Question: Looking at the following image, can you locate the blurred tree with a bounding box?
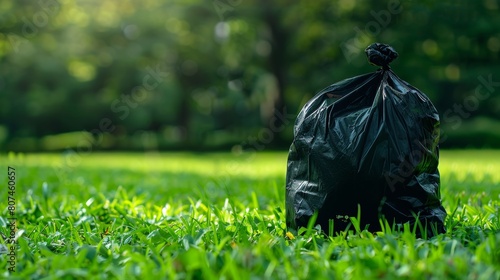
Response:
[0,0,499,151]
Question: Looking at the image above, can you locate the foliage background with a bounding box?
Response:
[1,0,499,151]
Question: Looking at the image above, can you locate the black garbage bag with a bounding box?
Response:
[285,43,446,237]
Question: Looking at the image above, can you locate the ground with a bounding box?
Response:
[0,150,499,279]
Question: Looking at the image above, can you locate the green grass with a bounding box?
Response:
[0,150,499,279]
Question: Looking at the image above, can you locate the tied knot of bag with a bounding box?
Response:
[365,43,398,70]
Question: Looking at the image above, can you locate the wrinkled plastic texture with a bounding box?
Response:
[286,43,446,237]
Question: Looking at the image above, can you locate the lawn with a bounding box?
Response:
[1,150,499,279]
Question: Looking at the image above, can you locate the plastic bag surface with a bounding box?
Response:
[285,43,446,236]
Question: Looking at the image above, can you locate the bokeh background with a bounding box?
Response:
[1,0,499,152]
